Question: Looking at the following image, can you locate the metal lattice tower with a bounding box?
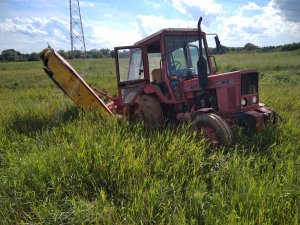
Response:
[69,0,86,52]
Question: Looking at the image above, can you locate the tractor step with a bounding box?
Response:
[39,47,114,115]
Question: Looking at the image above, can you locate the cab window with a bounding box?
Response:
[164,35,210,77]
[117,48,144,82]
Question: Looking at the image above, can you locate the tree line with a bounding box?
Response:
[214,42,300,54]
[1,42,300,62]
[0,48,114,62]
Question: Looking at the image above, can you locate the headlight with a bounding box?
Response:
[252,96,258,104]
[241,98,247,107]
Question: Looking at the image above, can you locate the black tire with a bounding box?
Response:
[189,113,232,146]
[133,95,163,129]
[212,114,232,144]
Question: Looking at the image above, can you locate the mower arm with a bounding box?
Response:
[39,47,114,116]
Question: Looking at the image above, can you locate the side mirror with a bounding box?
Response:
[214,35,221,53]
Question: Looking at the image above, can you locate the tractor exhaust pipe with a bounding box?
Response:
[197,17,208,89]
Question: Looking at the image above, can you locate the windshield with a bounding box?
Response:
[164,35,210,77]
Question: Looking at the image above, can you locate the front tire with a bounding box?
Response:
[189,113,232,146]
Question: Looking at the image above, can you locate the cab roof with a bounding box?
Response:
[134,28,199,46]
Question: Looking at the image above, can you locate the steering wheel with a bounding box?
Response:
[174,61,181,70]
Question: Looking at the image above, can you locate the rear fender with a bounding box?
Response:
[143,84,175,104]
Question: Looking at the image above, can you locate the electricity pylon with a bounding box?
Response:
[69,0,86,52]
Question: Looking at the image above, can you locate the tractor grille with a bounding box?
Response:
[227,87,236,109]
[241,72,258,95]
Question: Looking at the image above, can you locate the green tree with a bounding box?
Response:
[1,49,21,61]
[110,50,115,58]
[57,50,68,59]
[100,48,110,57]
[69,50,83,59]
[244,43,258,51]
[219,44,229,53]
[88,49,101,58]
[27,52,40,61]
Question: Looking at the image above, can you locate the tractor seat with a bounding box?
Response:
[151,68,168,93]
[151,69,163,84]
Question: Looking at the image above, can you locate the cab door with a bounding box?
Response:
[114,46,147,105]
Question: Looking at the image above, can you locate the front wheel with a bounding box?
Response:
[189,113,232,146]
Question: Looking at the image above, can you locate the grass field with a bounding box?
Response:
[0,51,299,224]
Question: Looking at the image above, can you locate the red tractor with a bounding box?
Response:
[40,17,279,146]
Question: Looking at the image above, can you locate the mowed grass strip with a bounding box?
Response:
[0,51,299,224]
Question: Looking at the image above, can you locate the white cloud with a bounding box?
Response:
[87,21,142,48]
[210,1,300,47]
[105,14,113,18]
[172,0,222,16]
[1,0,300,53]
[241,2,264,11]
[136,15,199,37]
[53,29,68,41]
[80,1,96,7]
[0,17,70,52]
[87,15,200,49]
[144,0,162,9]
[168,0,299,46]
[0,17,49,36]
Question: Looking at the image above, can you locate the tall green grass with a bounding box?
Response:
[0,51,299,224]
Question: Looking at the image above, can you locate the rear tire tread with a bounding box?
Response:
[133,95,163,129]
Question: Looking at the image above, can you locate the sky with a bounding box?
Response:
[0,0,299,53]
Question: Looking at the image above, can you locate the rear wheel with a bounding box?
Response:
[189,113,232,146]
[132,95,163,129]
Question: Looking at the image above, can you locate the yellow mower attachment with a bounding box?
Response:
[39,48,113,115]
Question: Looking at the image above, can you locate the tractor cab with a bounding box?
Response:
[114,28,219,105]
